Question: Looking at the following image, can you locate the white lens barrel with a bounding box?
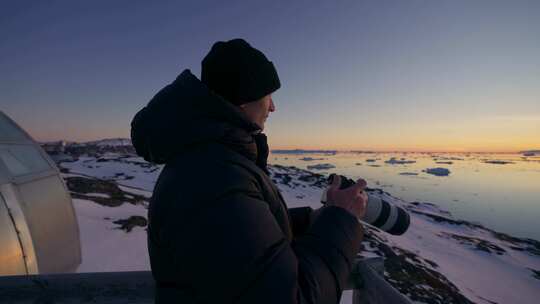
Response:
[363,195,382,224]
[320,189,410,235]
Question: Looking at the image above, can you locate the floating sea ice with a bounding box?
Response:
[522,150,539,156]
[306,163,336,170]
[484,160,514,165]
[385,157,416,164]
[299,157,324,161]
[435,156,464,161]
[399,172,419,176]
[423,167,451,176]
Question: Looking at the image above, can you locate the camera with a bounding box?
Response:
[321,174,410,235]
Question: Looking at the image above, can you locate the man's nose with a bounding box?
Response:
[269,99,275,112]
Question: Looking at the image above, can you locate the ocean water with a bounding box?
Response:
[270,152,540,241]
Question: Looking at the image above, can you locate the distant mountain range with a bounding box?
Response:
[77,138,132,147]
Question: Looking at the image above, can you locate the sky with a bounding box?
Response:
[1,0,539,152]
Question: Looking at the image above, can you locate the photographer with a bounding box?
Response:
[131,39,368,304]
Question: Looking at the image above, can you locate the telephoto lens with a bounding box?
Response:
[321,174,410,235]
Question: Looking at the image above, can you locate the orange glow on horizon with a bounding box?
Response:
[269,141,540,153]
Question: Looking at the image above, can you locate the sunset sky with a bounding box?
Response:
[1,1,539,152]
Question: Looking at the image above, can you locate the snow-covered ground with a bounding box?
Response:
[75,198,149,272]
[58,153,540,304]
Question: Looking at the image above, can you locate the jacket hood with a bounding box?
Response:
[131,69,261,164]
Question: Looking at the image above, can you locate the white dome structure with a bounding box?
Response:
[0,111,81,276]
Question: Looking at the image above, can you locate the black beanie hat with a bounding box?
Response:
[201,39,281,105]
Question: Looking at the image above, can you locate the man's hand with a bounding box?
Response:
[326,175,368,220]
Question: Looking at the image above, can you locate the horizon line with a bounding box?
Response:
[37,138,539,154]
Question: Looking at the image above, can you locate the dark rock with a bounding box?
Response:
[273,173,292,186]
[297,173,326,188]
[384,248,474,304]
[441,232,506,255]
[66,176,147,207]
[113,216,148,232]
[363,229,474,303]
[409,209,484,230]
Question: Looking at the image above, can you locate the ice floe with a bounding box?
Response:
[423,167,451,176]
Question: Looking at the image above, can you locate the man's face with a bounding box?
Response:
[239,94,275,130]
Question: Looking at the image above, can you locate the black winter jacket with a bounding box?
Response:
[131,70,363,304]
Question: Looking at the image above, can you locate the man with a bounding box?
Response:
[131,39,368,304]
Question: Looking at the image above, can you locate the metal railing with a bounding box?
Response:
[0,258,411,304]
